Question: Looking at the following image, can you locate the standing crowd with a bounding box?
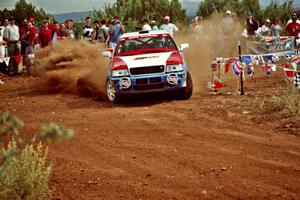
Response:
[0,11,299,76]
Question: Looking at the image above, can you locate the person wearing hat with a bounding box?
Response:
[39,20,52,48]
[150,20,159,31]
[109,16,125,49]
[160,16,178,37]
[246,12,258,36]
[3,17,20,75]
[221,10,234,36]
[259,18,271,36]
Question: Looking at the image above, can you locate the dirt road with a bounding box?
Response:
[0,70,300,200]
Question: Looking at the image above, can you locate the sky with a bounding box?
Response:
[0,0,298,14]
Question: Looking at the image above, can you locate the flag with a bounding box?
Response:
[247,63,254,76]
[213,79,224,89]
[232,61,243,76]
[283,67,295,83]
[225,58,234,73]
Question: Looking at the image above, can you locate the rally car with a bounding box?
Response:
[102,30,193,103]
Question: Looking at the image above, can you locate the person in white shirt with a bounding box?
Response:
[160,16,178,37]
[257,19,271,36]
[142,19,152,31]
[3,17,19,55]
[150,20,159,31]
[0,20,6,58]
[3,17,20,75]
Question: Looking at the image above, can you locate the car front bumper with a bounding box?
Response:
[110,70,187,94]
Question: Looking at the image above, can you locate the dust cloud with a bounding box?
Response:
[176,13,243,92]
[34,40,109,98]
[34,14,242,97]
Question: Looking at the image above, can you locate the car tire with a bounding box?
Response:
[176,71,193,100]
[105,78,120,103]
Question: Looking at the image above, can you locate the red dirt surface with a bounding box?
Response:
[0,69,300,200]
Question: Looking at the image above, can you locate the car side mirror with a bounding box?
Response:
[102,48,114,58]
[179,43,189,51]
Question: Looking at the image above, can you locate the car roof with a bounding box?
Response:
[120,30,170,39]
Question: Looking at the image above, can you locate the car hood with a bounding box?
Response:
[119,52,174,68]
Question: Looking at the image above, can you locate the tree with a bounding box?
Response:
[196,0,294,25]
[92,0,187,31]
[0,0,51,26]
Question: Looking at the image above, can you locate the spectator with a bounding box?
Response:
[91,20,100,43]
[160,16,178,37]
[39,20,52,48]
[286,12,300,37]
[246,12,259,36]
[45,15,54,34]
[142,19,151,31]
[0,20,6,58]
[257,18,271,36]
[70,19,79,40]
[3,17,20,75]
[26,21,40,54]
[100,19,110,44]
[221,11,234,36]
[63,19,75,39]
[83,16,93,41]
[3,19,9,28]
[28,17,39,33]
[109,16,125,49]
[19,19,28,56]
[150,20,158,31]
[271,17,282,37]
[0,20,6,74]
[3,17,19,57]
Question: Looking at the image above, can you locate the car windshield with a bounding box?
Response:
[115,35,177,56]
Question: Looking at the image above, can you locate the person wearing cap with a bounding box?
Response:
[256,18,271,36]
[39,20,52,48]
[3,17,19,56]
[286,12,300,37]
[142,19,151,31]
[150,20,158,31]
[246,12,259,36]
[221,10,234,36]
[109,16,125,49]
[160,16,178,37]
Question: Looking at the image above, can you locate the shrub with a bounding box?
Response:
[270,87,300,118]
[0,111,73,200]
[0,141,52,200]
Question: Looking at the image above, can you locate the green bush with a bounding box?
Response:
[0,111,73,200]
[0,141,52,200]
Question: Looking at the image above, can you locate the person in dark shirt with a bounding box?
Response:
[246,12,259,36]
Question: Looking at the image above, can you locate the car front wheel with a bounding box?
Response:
[106,78,119,103]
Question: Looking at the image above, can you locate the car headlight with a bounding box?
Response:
[166,64,183,73]
[112,69,129,77]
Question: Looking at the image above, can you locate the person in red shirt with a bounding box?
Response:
[39,20,52,48]
[26,21,40,54]
[286,12,300,37]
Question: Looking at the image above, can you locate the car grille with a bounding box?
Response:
[133,83,164,91]
[134,77,163,91]
[130,65,164,75]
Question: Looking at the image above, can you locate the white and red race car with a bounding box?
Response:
[102,30,193,103]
